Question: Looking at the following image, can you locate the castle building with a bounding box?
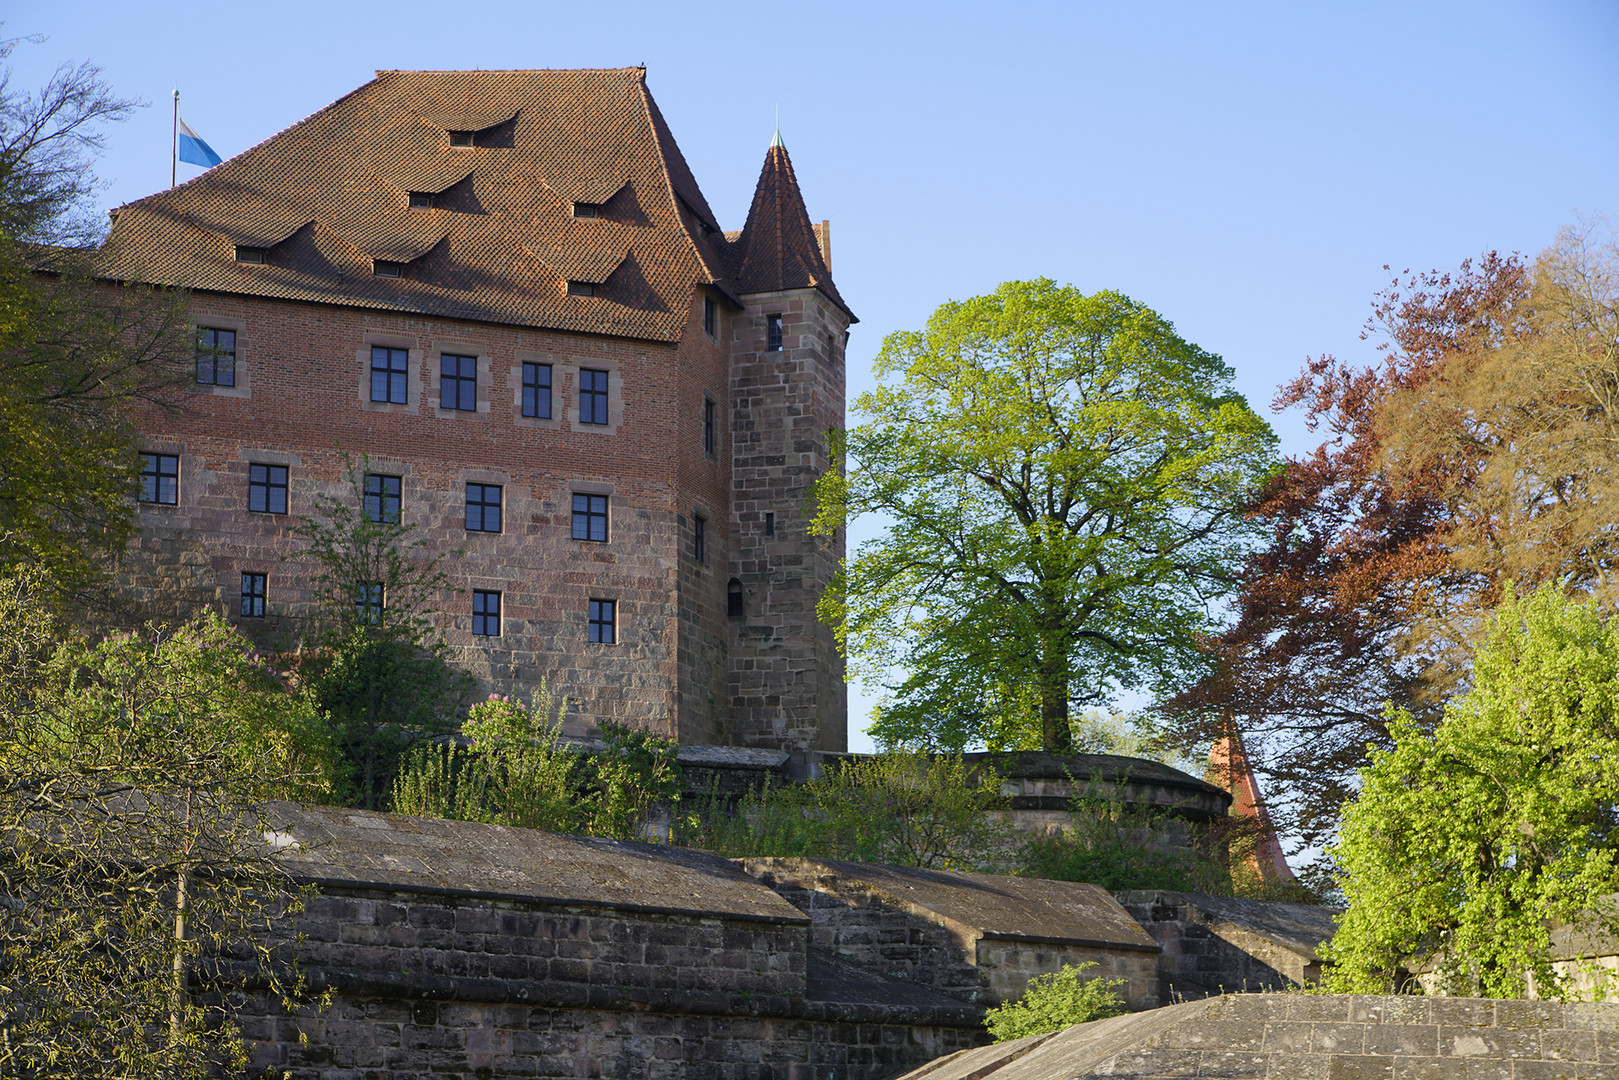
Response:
[100,68,853,752]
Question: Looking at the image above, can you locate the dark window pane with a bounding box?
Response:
[354,582,384,624]
[767,314,783,352]
[702,398,715,455]
[702,296,716,336]
[473,590,501,636]
[140,453,178,505]
[466,483,502,533]
[249,463,287,514]
[371,346,409,404]
[580,368,609,425]
[196,326,236,386]
[694,515,706,563]
[241,573,267,618]
[364,474,401,523]
[588,599,615,644]
[727,579,744,617]
[522,362,552,419]
[441,353,477,411]
[572,493,608,542]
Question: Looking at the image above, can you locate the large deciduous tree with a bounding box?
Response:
[0,569,335,1078]
[816,279,1277,753]
[0,40,191,596]
[1163,224,1619,853]
[1323,587,1619,999]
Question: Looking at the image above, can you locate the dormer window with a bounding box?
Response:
[572,202,601,219]
[408,191,434,209]
[448,131,474,147]
[374,260,405,279]
[235,246,268,264]
[566,280,596,297]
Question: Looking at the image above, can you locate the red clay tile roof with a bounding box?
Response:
[731,143,854,322]
[100,68,771,342]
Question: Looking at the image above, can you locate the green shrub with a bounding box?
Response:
[393,688,682,841]
[1020,789,1234,893]
[983,963,1127,1041]
[681,749,1011,868]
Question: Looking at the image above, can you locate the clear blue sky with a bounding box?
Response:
[9,1,1617,752]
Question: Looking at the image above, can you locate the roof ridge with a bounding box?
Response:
[373,67,647,75]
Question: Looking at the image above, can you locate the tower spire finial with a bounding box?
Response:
[771,103,784,149]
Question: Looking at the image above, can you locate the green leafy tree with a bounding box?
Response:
[0,42,191,596]
[982,963,1127,1041]
[288,453,471,809]
[0,569,332,1078]
[817,279,1276,752]
[1322,587,1619,998]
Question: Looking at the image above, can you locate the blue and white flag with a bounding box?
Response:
[177,117,222,168]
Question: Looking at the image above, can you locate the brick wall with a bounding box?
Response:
[124,288,752,744]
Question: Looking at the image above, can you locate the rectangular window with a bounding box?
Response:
[248,463,288,514]
[448,130,474,147]
[465,483,502,532]
[234,246,267,264]
[196,326,236,386]
[766,314,783,352]
[354,582,384,625]
[694,514,706,564]
[567,280,596,297]
[579,368,609,425]
[572,493,608,542]
[408,191,434,209]
[702,398,716,456]
[765,511,775,536]
[371,346,409,403]
[373,260,405,279]
[241,572,267,618]
[588,599,616,644]
[572,202,601,218]
[440,353,477,411]
[702,295,716,336]
[364,474,401,523]
[140,452,178,505]
[473,590,501,636]
[522,362,552,419]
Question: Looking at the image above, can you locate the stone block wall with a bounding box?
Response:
[727,286,848,752]
[242,995,982,1080]
[234,887,984,1079]
[282,889,806,1004]
[741,860,1162,1012]
[1115,890,1335,1003]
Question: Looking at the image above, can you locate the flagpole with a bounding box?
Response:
[171,89,178,189]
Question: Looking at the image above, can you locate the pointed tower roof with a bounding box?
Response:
[732,137,855,322]
[1206,726,1297,887]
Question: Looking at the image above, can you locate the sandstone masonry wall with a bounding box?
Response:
[727,288,848,752]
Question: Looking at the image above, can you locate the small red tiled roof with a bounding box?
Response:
[732,141,854,322]
[100,69,749,342]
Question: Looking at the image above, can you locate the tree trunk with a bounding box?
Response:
[1039,646,1071,753]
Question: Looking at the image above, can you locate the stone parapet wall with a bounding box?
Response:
[741,858,1163,1012]
[242,993,981,1080]
[286,889,807,1006]
[898,993,1619,1080]
[1114,890,1338,1003]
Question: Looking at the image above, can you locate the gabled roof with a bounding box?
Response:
[99,69,743,343]
[732,139,855,321]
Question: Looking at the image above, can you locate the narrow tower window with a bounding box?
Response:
[727,579,744,617]
[766,314,783,352]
